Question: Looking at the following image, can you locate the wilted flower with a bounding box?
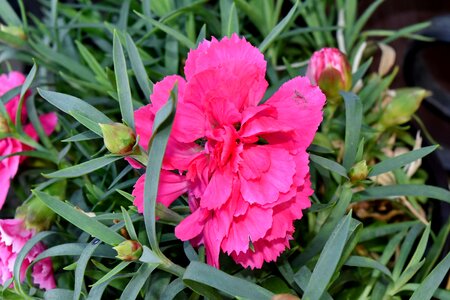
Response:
[378,88,429,130]
[131,34,325,269]
[0,218,55,290]
[306,47,352,100]
[0,71,58,209]
[99,122,136,154]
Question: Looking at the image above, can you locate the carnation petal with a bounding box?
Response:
[265,76,325,147]
[175,208,208,241]
[221,205,273,254]
[201,166,232,209]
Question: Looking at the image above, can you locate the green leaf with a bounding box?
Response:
[13,231,55,294]
[354,184,450,204]
[0,0,22,26]
[143,87,176,255]
[392,223,424,279]
[416,217,450,281]
[369,145,438,177]
[33,191,125,245]
[303,212,352,300]
[292,185,353,268]
[62,131,101,142]
[410,252,450,300]
[113,30,135,130]
[352,58,373,86]
[160,278,185,300]
[347,0,383,49]
[220,0,239,37]
[136,12,196,49]
[139,246,163,264]
[125,33,153,100]
[44,156,121,178]
[15,63,37,134]
[38,89,113,135]
[341,91,362,170]
[183,261,274,299]
[120,263,158,300]
[293,266,333,300]
[34,243,116,262]
[259,0,298,52]
[44,289,74,299]
[345,256,393,279]
[310,154,348,178]
[75,41,109,83]
[121,207,138,241]
[92,261,131,287]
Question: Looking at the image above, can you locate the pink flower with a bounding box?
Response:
[132,34,325,269]
[306,47,352,98]
[0,218,56,290]
[0,71,58,209]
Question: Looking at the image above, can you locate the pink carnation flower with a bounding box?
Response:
[0,218,55,290]
[132,34,325,269]
[0,71,58,209]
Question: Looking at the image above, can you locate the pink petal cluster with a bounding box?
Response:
[131,34,325,269]
[0,218,55,290]
[0,71,58,209]
[306,47,352,93]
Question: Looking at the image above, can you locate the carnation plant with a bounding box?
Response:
[0,1,449,299]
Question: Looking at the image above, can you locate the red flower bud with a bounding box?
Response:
[306,48,352,99]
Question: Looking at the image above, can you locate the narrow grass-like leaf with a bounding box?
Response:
[183,261,274,299]
[292,185,353,268]
[341,91,362,170]
[354,184,450,204]
[196,24,206,46]
[293,266,333,299]
[44,156,121,178]
[220,0,239,37]
[92,261,131,287]
[121,207,138,241]
[164,35,179,74]
[303,212,352,300]
[359,221,417,242]
[125,33,153,100]
[310,154,348,178]
[70,110,104,136]
[120,263,158,300]
[75,41,108,82]
[411,258,450,300]
[38,89,112,134]
[33,191,125,245]
[369,145,438,176]
[113,30,135,130]
[15,63,37,134]
[34,243,116,262]
[143,88,176,255]
[345,256,392,279]
[73,238,105,300]
[259,0,298,52]
[44,289,75,299]
[136,12,195,49]
[160,278,185,300]
[392,223,423,279]
[348,0,383,49]
[352,58,373,86]
[416,218,450,280]
[62,131,101,142]
[0,0,22,25]
[382,21,430,44]
[13,231,55,294]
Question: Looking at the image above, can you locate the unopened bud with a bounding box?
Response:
[99,123,136,154]
[113,240,143,261]
[0,24,26,40]
[306,48,352,101]
[349,160,369,182]
[378,88,429,129]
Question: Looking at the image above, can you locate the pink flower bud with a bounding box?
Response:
[306,48,352,99]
